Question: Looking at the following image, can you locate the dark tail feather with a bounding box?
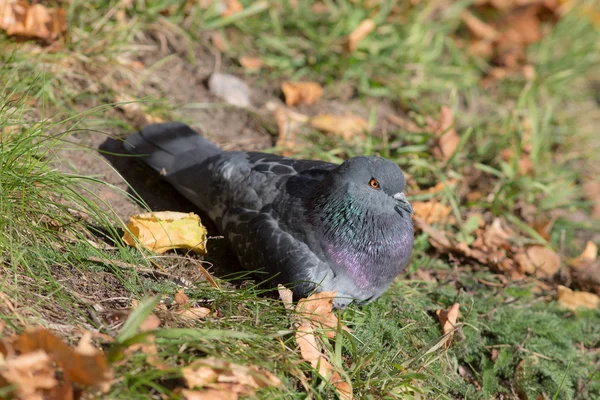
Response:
[124,122,222,175]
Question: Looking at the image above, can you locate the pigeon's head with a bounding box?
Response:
[329,156,413,215]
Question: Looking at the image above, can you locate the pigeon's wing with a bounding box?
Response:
[166,151,336,223]
[220,203,335,297]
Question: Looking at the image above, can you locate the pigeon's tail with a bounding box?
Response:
[124,122,222,175]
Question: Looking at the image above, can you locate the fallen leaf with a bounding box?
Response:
[569,241,598,269]
[310,114,368,141]
[116,96,164,129]
[411,179,459,196]
[221,0,243,16]
[239,56,263,71]
[211,32,229,52]
[582,180,600,219]
[294,292,353,399]
[0,350,58,399]
[273,106,309,153]
[515,245,561,278]
[500,148,533,175]
[11,328,112,388]
[139,313,161,332]
[277,284,294,310]
[141,335,170,370]
[461,10,499,41]
[182,357,281,398]
[0,0,67,43]
[182,388,237,400]
[346,19,375,52]
[123,211,208,254]
[176,307,212,320]
[432,106,460,161]
[411,201,452,224]
[436,303,460,349]
[175,289,189,305]
[281,81,323,106]
[556,285,600,310]
[296,291,340,339]
[207,72,251,108]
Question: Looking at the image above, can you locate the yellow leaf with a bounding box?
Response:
[557,285,600,311]
[281,81,323,106]
[123,211,208,254]
[569,241,598,269]
[310,114,368,141]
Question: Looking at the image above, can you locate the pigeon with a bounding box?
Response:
[124,122,414,307]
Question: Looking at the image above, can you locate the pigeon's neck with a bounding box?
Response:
[308,185,413,288]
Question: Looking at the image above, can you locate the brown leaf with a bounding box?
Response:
[296,322,332,377]
[141,335,170,370]
[557,285,600,311]
[272,105,309,153]
[281,81,323,106]
[175,289,189,305]
[210,32,229,52]
[182,357,281,398]
[310,114,368,141]
[411,179,458,196]
[0,350,58,399]
[515,245,561,278]
[239,56,263,71]
[295,291,340,338]
[176,307,211,320]
[569,241,598,269]
[221,0,243,16]
[461,10,499,41]
[582,180,600,219]
[411,201,452,224]
[0,1,67,43]
[122,211,208,254]
[436,303,460,349]
[432,106,460,161]
[12,328,112,388]
[182,388,237,400]
[347,19,375,52]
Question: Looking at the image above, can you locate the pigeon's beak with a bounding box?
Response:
[393,192,413,215]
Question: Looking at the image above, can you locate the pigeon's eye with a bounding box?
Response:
[369,178,380,189]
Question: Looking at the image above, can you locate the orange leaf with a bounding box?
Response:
[221,0,243,16]
[0,1,67,43]
[411,201,452,224]
[569,241,597,270]
[516,245,561,278]
[175,289,189,305]
[239,56,263,71]
[347,19,375,52]
[281,81,323,106]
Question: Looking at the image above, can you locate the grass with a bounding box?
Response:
[1,0,600,399]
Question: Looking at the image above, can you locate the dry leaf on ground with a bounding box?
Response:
[310,114,368,141]
[582,180,600,219]
[294,292,353,399]
[207,72,251,108]
[567,242,600,295]
[431,106,460,161]
[123,211,208,254]
[0,0,67,43]
[557,285,600,311]
[346,19,375,52]
[515,245,561,278]
[569,241,598,269]
[175,289,189,305]
[221,0,243,16]
[0,328,113,398]
[436,303,461,349]
[411,201,453,224]
[281,81,323,106]
[116,96,164,129]
[270,104,309,154]
[181,357,281,399]
[239,56,263,71]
